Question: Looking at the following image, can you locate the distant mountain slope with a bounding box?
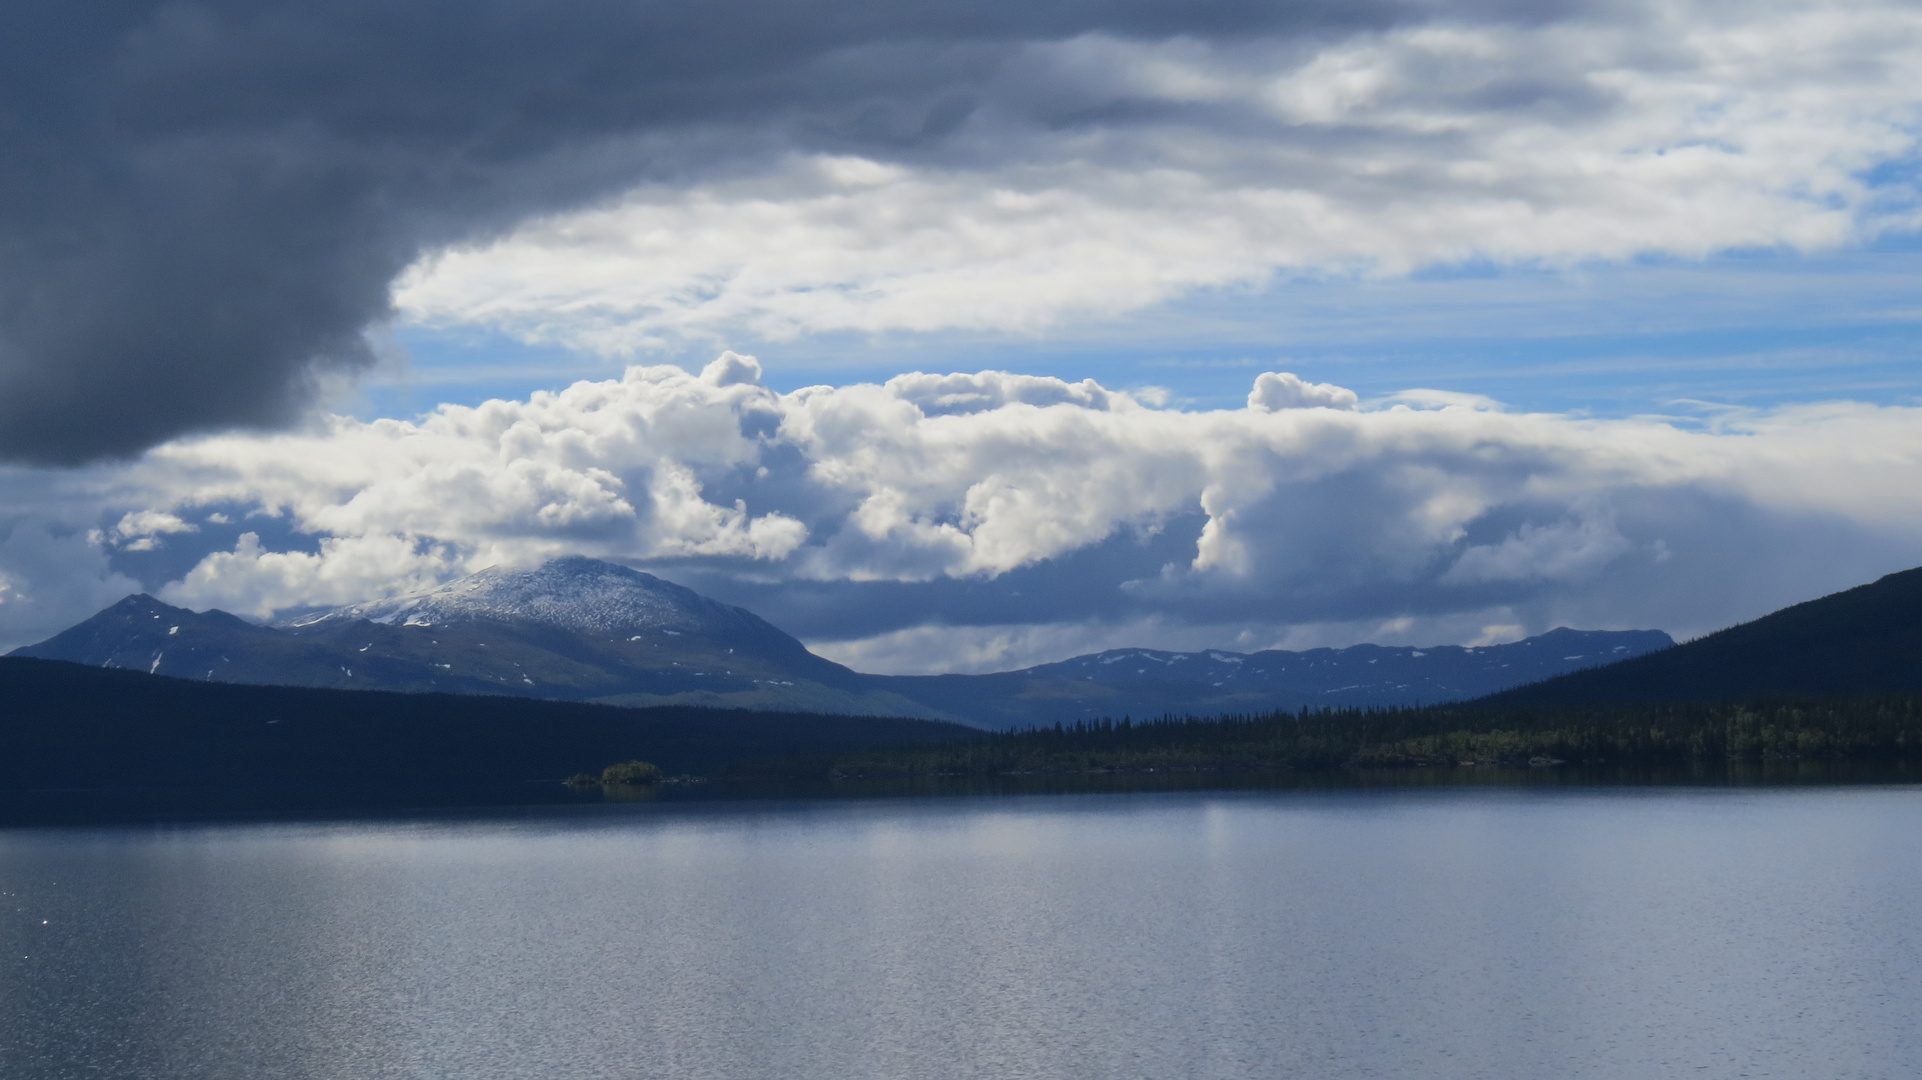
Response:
[1487,566,1922,705]
[12,556,1674,727]
[297,556,811,654]
[874,627,1673,727]
[12,558,941,719]
[0,655,971,819]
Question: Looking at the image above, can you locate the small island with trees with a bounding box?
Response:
[567,760,664,787]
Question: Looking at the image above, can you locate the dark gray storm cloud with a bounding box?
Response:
[0,0,1596,464]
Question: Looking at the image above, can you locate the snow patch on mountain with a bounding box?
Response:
[287,556,738,636]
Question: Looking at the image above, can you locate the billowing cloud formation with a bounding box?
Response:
[1249,372,1358,412]
[6,0,1920,462]
[6,355,1916,669]
[398,1,1922,348]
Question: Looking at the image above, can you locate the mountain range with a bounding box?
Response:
[7,558,1921,822]
[17,558,929,717]
[11,556,1672,727]
[870,627,1671,728]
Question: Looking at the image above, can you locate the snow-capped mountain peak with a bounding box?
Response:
[288,556,749,637]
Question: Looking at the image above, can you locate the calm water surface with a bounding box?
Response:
[3,786,1920,1080]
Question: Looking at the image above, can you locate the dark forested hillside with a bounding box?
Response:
[1486,566,1922,705]
[737,697,1922,780]
[0,656,970,816]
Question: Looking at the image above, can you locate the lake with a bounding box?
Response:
[4,785,1920,1079]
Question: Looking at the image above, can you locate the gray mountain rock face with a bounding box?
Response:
[13,557,1675,728]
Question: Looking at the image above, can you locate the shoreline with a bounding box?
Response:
[6,758,1920,829]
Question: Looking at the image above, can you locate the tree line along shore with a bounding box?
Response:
[724,696,1922,780]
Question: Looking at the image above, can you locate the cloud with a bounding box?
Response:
[0,520,141,646]
[809,617,1217,676]
[807,607,1617,674]
[0,357,1905,665]
[1248,372,1359,412]
[0,0,1492,465]
[103,509,200,552]
[162,531,459,620]
[1440,509,1633,584]
[397,3,1922,349]
[5,0,1920,463]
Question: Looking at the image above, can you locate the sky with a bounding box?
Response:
[2,0,1921,672]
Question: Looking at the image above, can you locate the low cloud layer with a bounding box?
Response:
[4,356,1917,669]
[4,0,1920,461]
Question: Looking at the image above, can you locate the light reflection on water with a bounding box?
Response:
[3,786,1920,1080]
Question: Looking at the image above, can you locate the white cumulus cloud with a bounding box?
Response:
[0,357,1892,668]
[1248,372,1360,412]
